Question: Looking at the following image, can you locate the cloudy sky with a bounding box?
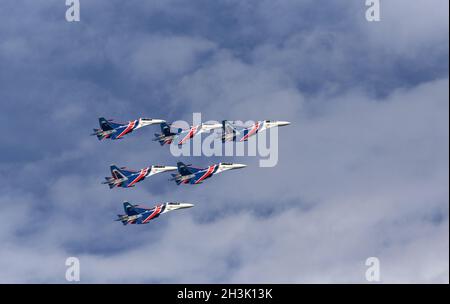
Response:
[0,0,448,283]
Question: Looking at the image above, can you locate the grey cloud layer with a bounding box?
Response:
[0,0,448,283]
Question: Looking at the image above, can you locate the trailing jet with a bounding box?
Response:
[92,117,165,140]
[170,161,246,185]
[221,120,290,142]
[103,164,177,189]
[116,201,194,225]
[153,122,222,146]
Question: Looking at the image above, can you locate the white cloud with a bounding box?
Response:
[106,35,216,83]
[0,0,448,284]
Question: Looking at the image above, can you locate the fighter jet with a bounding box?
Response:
[116,201,194,225]
[221,120,290,142]
[170,161,247,185]
[103,164,177,189]
[92,117,165,140]
[153,122,222,146]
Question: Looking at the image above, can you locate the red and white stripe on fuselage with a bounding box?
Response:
[116,120,137,139]
[240,121,260,142]
[178,126,198,145]
[142,204,163,223]
[194,165,216,184]
[127,167,149,187]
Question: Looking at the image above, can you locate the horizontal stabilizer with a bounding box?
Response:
[153,133,167,146]
[91,128,107,140]
[170,173,183,185]
[116,215,129,225]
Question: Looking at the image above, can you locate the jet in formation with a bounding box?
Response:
[92,117,165,140]
[221,120,290,142]
[153,122,222,146]
[116,201,194,225]
[170,161,246,185]
[103,164,177,189]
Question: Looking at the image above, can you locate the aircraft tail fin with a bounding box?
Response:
[110,165,129,179]
[160,122,173,136]
[123,201,140,216]
[177,161,195,176]
[102,165,129,188]
[221,120,236,142]
[123,202,134,214]
[99,117,114,131]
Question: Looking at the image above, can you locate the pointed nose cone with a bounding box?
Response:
[276,121,291,127]
[231,163,247,170]
[169,203,194,210]
[180,203,194,209]
[164,202,194,212]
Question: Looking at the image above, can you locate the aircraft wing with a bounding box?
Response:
[160,122,175,136]
[225,121,261,142]
[173,128,195,145]
[109,125,130,140]
[188,170,214,184]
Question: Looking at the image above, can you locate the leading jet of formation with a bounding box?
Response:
[103,164,177,189]
[92,117,165,140]
[221,120,290,142]
[170,161,246,185]
[116,201,194,225]
[153,122,222,146]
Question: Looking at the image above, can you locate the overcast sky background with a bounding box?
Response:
[0,0,448,283]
